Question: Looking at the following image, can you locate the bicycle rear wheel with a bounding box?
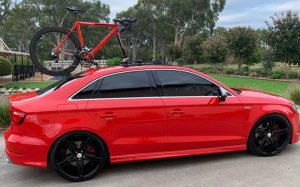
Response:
[29,27,81,76]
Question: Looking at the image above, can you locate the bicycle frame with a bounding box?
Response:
[55,19,127,59]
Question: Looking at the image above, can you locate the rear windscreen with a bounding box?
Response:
[37,73,85,95]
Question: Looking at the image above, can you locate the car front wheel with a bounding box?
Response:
[248,114,292,156]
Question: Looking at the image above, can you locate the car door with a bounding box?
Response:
[85,70,168,157]
[153,70,245,151]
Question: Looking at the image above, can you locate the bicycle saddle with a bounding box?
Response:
[66,6,85,14]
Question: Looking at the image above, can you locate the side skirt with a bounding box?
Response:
[110,145,247,164]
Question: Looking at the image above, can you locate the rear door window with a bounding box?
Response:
[94,71,154,98]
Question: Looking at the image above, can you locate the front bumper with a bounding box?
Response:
[4,127,48,168]
[290,113,300,144]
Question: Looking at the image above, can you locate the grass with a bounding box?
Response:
[211,74,291,98]
[2,81,55,89]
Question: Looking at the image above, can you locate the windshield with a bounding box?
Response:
[37,72,86,95]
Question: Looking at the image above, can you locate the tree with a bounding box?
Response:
[117,0,226,63]
[184,34,207,64]
[1,2,37,52]
[0,0,11,25]
[163,0,226,47]
[202,35,227,66]
[265,11,300,72]
[226,27,258,73]
[0,0,111,55]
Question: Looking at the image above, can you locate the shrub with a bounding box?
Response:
[289,86,300,104]
[0,57,13,76]
[249,72,258,77]
[0,104,10,129]
[254,68,267,77]
[224,68,236,75]
[260,61,278,75]
[288,71,299,79]
[106,57,121,66]
[195,66,213,73]
[241,66,250,76]
[270,70,285,79]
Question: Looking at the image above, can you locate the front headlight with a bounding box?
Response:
[292,103,300,113]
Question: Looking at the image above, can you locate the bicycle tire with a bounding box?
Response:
[29,27,81,76]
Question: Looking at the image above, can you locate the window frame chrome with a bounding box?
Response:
[68,69,235,101]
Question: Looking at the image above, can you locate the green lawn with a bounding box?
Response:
[1,81,55,89]
[211,74,293,98]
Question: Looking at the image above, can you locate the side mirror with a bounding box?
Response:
[218,87,227,102]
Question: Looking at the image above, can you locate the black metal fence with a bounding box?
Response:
[11,54,35,81]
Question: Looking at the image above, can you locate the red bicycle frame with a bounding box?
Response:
[55,19,127,59]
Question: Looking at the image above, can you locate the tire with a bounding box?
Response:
[50,131,108,181]
[29,27,81,76]
[248,114,292,156]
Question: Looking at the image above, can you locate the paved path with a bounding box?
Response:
[1,132,300,187]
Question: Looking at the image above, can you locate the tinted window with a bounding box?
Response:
[95,71,153,98]
[72,80,98,99]
[156,70,219,96]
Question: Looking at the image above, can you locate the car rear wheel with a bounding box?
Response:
[50,131,108,181]
[248,114,291,156]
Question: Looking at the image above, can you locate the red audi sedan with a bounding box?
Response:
[4,65,300,181]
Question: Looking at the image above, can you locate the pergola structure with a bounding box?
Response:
[0,38,34,81]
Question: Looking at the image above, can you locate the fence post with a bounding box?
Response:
[27,55,30,78]
[21,55,25,80]
[14,54,18,82]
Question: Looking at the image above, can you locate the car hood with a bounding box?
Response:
[234,88,292,105]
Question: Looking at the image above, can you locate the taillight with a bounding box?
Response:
[11,111,26,125]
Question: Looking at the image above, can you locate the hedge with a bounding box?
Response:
[0,57,13,76]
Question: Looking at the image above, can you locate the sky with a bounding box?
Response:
[101,0,300,29]
[217,0,300,28]
[101,0,137,19]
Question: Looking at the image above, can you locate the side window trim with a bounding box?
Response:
[69,69,234,101]
[153,69,233,97]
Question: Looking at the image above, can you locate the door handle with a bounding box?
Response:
[170,109,184,116]
[100,112,118,120]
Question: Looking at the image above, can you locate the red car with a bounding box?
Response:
[4,65,300,181]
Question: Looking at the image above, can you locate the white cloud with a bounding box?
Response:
[218,13,249,23]
[252,0,300,13]
[217,0,300,28]
[101,0,137,18]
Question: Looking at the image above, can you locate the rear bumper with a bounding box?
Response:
[4,127,48,168]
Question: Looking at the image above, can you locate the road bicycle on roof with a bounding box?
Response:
[29,6,136,76]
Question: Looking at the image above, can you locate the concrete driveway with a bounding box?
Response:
[1,131,300,187]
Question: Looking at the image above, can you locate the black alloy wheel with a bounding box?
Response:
[248,114,291,156]
[50,131,108,181]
